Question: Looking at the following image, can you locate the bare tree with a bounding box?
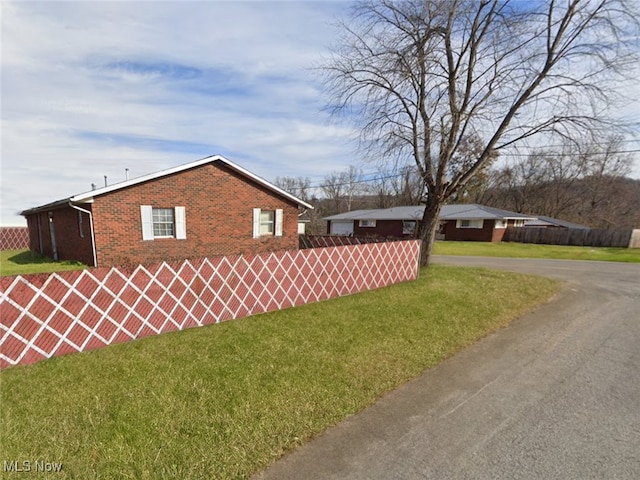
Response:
[483,135,635,226]
[343,165,364,212]
[389,166,425,205]
[322,0,638,266]
[447,134,498,204]
[366,173,396,208]
[320,171,347,214]
[320,166,365,214]
[273,176,312,203]
[486,153,549,213]
[573,136,633,226]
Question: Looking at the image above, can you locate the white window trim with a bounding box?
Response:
[252,208,261,238]
[253,208,284,238]
[141,205,154,240]
[152,208,175,238]
[175,206,187,239]
[261,210,275,235]
[402,220,416,235]
[275,209,283,237]
[495,219,507,229]
[456,219,484,229]
[140,205,186,240]
[359,219,377,228]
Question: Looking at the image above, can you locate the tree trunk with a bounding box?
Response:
[419,201,443,267]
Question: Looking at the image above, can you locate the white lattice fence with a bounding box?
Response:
[0,227,30,250]
[0,241,420,368]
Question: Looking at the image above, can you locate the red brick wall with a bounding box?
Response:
[353,219,416,237]
[26,213,46,254]
[90,163,300,266]
[491,220,512,242]
[443,219,497,242]
[25,208,95,265]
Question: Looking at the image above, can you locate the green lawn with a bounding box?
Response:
[433,241,640,263]
[0,249,87,276]
[0,265,558,479]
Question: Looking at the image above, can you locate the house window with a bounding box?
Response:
[495,219,507,229]
[514,219,525,227]
[456,219,483,229]
[253,208,283,238]
[402,220,417,235]
[153,208,175,237]
[260,210,275,235]
[358,219,377,227]
[140,205,186,240]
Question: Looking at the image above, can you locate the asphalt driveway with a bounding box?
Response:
[254,256,640,480]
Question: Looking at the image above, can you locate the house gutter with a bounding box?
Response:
[68,202,98,268]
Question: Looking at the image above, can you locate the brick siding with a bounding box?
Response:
[443,219,498,242]
[25,208,95,265]
[24,163,300,267]
[354,219,411,237]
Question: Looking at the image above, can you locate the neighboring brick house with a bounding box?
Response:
[324,207,423,237]
[21,155,313,267]
[323,204,538,242]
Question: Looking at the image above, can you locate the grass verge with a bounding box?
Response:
[433,241,640,263]
[0,249,87,277]
[1,265,559,479]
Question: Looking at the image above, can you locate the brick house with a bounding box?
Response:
[324,204,538,242]
[21,155,313,267]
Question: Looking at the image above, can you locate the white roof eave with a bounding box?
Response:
[70,154,313,209]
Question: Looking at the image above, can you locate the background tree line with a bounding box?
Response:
[318,0,639,266]
[275,134,640,234]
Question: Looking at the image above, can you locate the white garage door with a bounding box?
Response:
[330,221,354,236]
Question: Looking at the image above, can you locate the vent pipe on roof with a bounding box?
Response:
[91,183,96,191]
[104,176,108,187]
[125,168,129,181]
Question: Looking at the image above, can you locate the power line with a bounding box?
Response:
[282,147,640,192]
[505,148,640,157]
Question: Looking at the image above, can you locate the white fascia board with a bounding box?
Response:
[70,154,313,209]
[70,156,217,202]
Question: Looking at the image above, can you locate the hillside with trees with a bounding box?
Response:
[478,176,640,229]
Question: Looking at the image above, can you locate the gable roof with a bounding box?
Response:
[323,204,537,222]
[22,154,314,215]
[439,204,537,221]
[324,206,424,222]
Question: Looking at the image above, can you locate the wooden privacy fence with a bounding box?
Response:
[0,227,29,250]
[503,227,634,248]
[0,241,421,369]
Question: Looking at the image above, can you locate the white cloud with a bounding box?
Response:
[2,1,638,226]
[1,0,357,225]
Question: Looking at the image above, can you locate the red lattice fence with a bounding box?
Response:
[0,227,30,250]
[0,241,421,368]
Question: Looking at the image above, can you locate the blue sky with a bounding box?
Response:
[1,1,639,226]
[1,0,357,225]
